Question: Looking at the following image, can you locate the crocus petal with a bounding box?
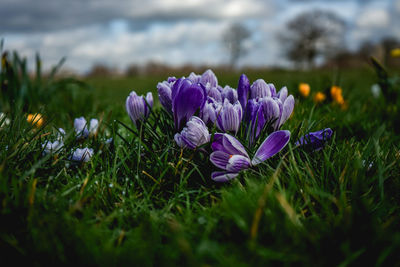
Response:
[226,155,251,172]
[221,86,238,104]
[172,79,206,130]
[268,83,277,97]
[211,171,239,182]
[277,86,288,102]
[222,134,249,158]
[175,116,210,149]
[238,74,250,110]
[261,97,280,125]
[146,92,154,108]
[157,81,173,112]
[279,95,294,128]
[252,130,290,165]
[200,69,218,89]
[210,151,231,169]
[208,87,222,102]
[250,79,271,99]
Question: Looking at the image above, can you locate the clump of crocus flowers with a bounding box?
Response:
[126,69,296,182]
[125,70,333,182]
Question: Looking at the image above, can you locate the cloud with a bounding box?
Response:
[356,8,390,28]
[0,0,274,33]
[1,0,397,73]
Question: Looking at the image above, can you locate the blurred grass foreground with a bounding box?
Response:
[1,41,400,266]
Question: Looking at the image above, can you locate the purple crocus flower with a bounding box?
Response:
[172,78,207,130]
[157,79,175,113]
[210,130,290,182]
[200,69,218,90]
[207,87,222,102]
[250,79,274,99]
[238,74,250,110]
[216,99,243,134]
[74,117,89,138]
[74,117,98,138]
[126,91,153,126]
[295,128,333,151]
[174,116,210,149]
[200,97,222,125]
[70,147,94,162]
[221,86,238,104]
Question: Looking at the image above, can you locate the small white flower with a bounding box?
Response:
[70,147,94,162]
[42,140,63,155]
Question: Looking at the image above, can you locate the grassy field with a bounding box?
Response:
[1,50,400,266]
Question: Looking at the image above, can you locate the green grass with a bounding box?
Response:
[1,49,400,265]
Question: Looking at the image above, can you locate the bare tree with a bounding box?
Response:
[279,10,346,69]
[223,23,251,68]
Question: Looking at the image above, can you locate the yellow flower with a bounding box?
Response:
[391,48,400,58]
[298,83,310,97]
[313,92,326,103]
[330,86,344,104]
[27,113,44,127]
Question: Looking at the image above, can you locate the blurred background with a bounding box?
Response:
[1,0,399,76]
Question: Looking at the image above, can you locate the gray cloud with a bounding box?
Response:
[0,0,275,33]
[1,0,398,73]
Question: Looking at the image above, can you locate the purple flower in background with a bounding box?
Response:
[157,79,175,112]
[188,72,201,84]
[296,128,333,151]
[70,147,94,162]
[200,97,222,125]
[250,79,274,99]
[174,116,210,149]
[172,78,207,130]
[216,99,243,134]
[210,131,290,182]
[74,117,89,138]
[221,86,238,104]
[42,140,63,155]
[126,91,153,126]
[200,69,218,90]
[238,74,250,110]
[207,87,222,102]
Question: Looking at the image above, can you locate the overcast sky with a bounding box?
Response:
[1,0,399,73]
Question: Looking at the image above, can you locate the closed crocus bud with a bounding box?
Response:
[42,140,63,155]
[200,69,218,90]
[208,87,222,102]
[295,128,333,151]
[146,92,153,108]
[157,80,173,112]
[174,116,210,149]
[89,119,99,135]
[188,72,201,84]
[172,78,207,130]
[200,97,221,125]
[70,147,94,162]
[221,86,238,104]
[74,117,89,138]
[126,91,153,126]
[238,74,250,110]
[250,79,271,99]
[216,99,242,134]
